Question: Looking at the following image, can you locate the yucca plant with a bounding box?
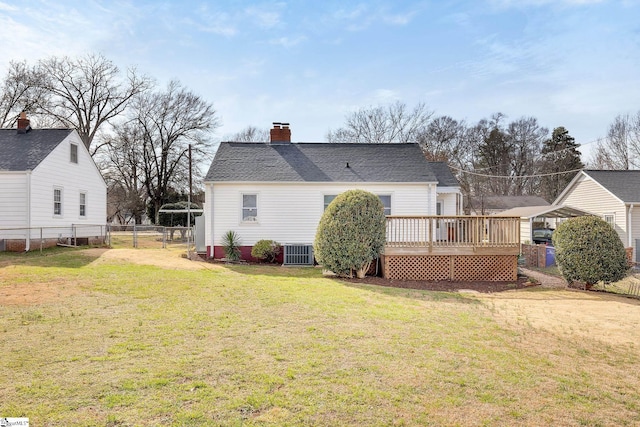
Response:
[222,230,242,261]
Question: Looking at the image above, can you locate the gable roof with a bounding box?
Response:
[0,129,74,171]
[580,170,640,204]
[205,142,457,184]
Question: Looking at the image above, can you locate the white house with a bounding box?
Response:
[554,169,640,262]
[203,123,461,261]
[0,114,107,251]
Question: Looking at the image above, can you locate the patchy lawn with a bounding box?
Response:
[1,248,640,426]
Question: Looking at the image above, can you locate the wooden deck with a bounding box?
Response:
[383,216,520,281]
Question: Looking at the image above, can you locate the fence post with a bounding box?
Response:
[162,227,166,249]
[133,225,137,248]
[40,227,43,253]
[73,225,77,246]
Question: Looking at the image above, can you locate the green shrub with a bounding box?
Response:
[314,189,386,278]
[552,215,628,286]
[222,230,242,261]
[251,239,281,263]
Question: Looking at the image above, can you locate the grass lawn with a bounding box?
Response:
[1,248,640,426]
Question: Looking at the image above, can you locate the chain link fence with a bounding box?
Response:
[106,225,194,251]
[0,224,107,252]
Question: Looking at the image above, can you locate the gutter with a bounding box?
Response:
[629,204,634,249]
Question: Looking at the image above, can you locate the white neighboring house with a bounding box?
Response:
[0,115,107,251]
[203,123,461,260]
[554,169,640,262]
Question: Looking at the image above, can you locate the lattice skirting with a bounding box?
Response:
[382,254,517,282]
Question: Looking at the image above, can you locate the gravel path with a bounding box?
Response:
[519,267,567,289]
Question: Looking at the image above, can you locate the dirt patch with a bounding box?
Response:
[480,289,640,346]
[82,248,221,271]
[0,277,81,306]
[341,274,534,293]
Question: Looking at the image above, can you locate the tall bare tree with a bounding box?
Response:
[134,80,219,223]
[327,101,434,143]
[591,112,640,170]
[36,53,153,153]
[0,61,47,127]
[507,117,548,195]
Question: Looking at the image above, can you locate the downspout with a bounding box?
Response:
[628,204,634,250]
[25,170,31,251]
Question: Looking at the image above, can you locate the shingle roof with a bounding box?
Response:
[583,170,640,203]
[205,142,457,184]
[0,129,73,171]
[467,195,550,211]
[429,161,459,187]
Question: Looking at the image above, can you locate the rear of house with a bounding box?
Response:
[203,123,461,261]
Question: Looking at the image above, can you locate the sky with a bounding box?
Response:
[1,0,640,160]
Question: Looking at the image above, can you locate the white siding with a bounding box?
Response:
[208,182,433,246]
[0,172,29,233]
[436,193,458,216]
[558,176,627,244]
[30,132,106,236]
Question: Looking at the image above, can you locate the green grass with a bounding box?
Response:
[1,249,640,426]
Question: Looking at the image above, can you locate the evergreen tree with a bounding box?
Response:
[540,127,584,201]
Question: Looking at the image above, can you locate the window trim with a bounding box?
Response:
[241,193,258,223]
[378,194,392,216]
[603,213,615,228]
[53,187,63,217]
[79,191,87,218]
[70,143,78,164]
[323,194,337,211]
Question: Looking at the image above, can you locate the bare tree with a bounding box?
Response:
[134,80,219,223]
[0,61,47,127]
[418,115,467,162]
[507,117,548,195]
[228,125,270,142]
[327,101,434,143]
[36,53,153,153]
[99,123,147,224]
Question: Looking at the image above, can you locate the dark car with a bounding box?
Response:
[532,228,554,245]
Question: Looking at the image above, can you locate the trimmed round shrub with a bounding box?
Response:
[251,239,281,263]
[314,189,386,278]
[552,215,628,286]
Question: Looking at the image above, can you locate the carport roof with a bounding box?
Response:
[496,204,593,219]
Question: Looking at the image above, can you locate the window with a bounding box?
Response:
[70,143,78,163]
[604,214,615,228]
[324,195,337,210]
[242,194,257,222]
[378,195,391,216]
[79,192,87,217]
[54,188,62,216]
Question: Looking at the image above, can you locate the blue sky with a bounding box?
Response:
[1,0,639,158]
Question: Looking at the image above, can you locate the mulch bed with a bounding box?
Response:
[339,274,535,293]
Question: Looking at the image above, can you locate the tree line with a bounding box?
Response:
[0,54,219,224]
[2,53,636,222]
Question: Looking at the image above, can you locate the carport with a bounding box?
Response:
[497,204,593,245]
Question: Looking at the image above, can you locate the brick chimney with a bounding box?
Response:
[270,122,291,144]
[17,111,31,134]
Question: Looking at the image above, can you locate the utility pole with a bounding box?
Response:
[187,144,192,257]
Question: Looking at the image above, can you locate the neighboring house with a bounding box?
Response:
[554,169,640,261]
[0,113,107,251]
[203,123,461,260]
[465,195,550,215]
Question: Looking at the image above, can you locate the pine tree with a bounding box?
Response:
[540,127,584,201]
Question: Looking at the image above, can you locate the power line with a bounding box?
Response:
[448,164,583,179]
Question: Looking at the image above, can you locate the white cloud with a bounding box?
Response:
[245,6,281,29]
[268,35,306,48]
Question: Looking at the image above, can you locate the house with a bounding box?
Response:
[203,123,462,261]
[465,195,550,215]
[554,169,640,262]
[0,113,107,251]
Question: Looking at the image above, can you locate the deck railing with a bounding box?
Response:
[385,216,520,248]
